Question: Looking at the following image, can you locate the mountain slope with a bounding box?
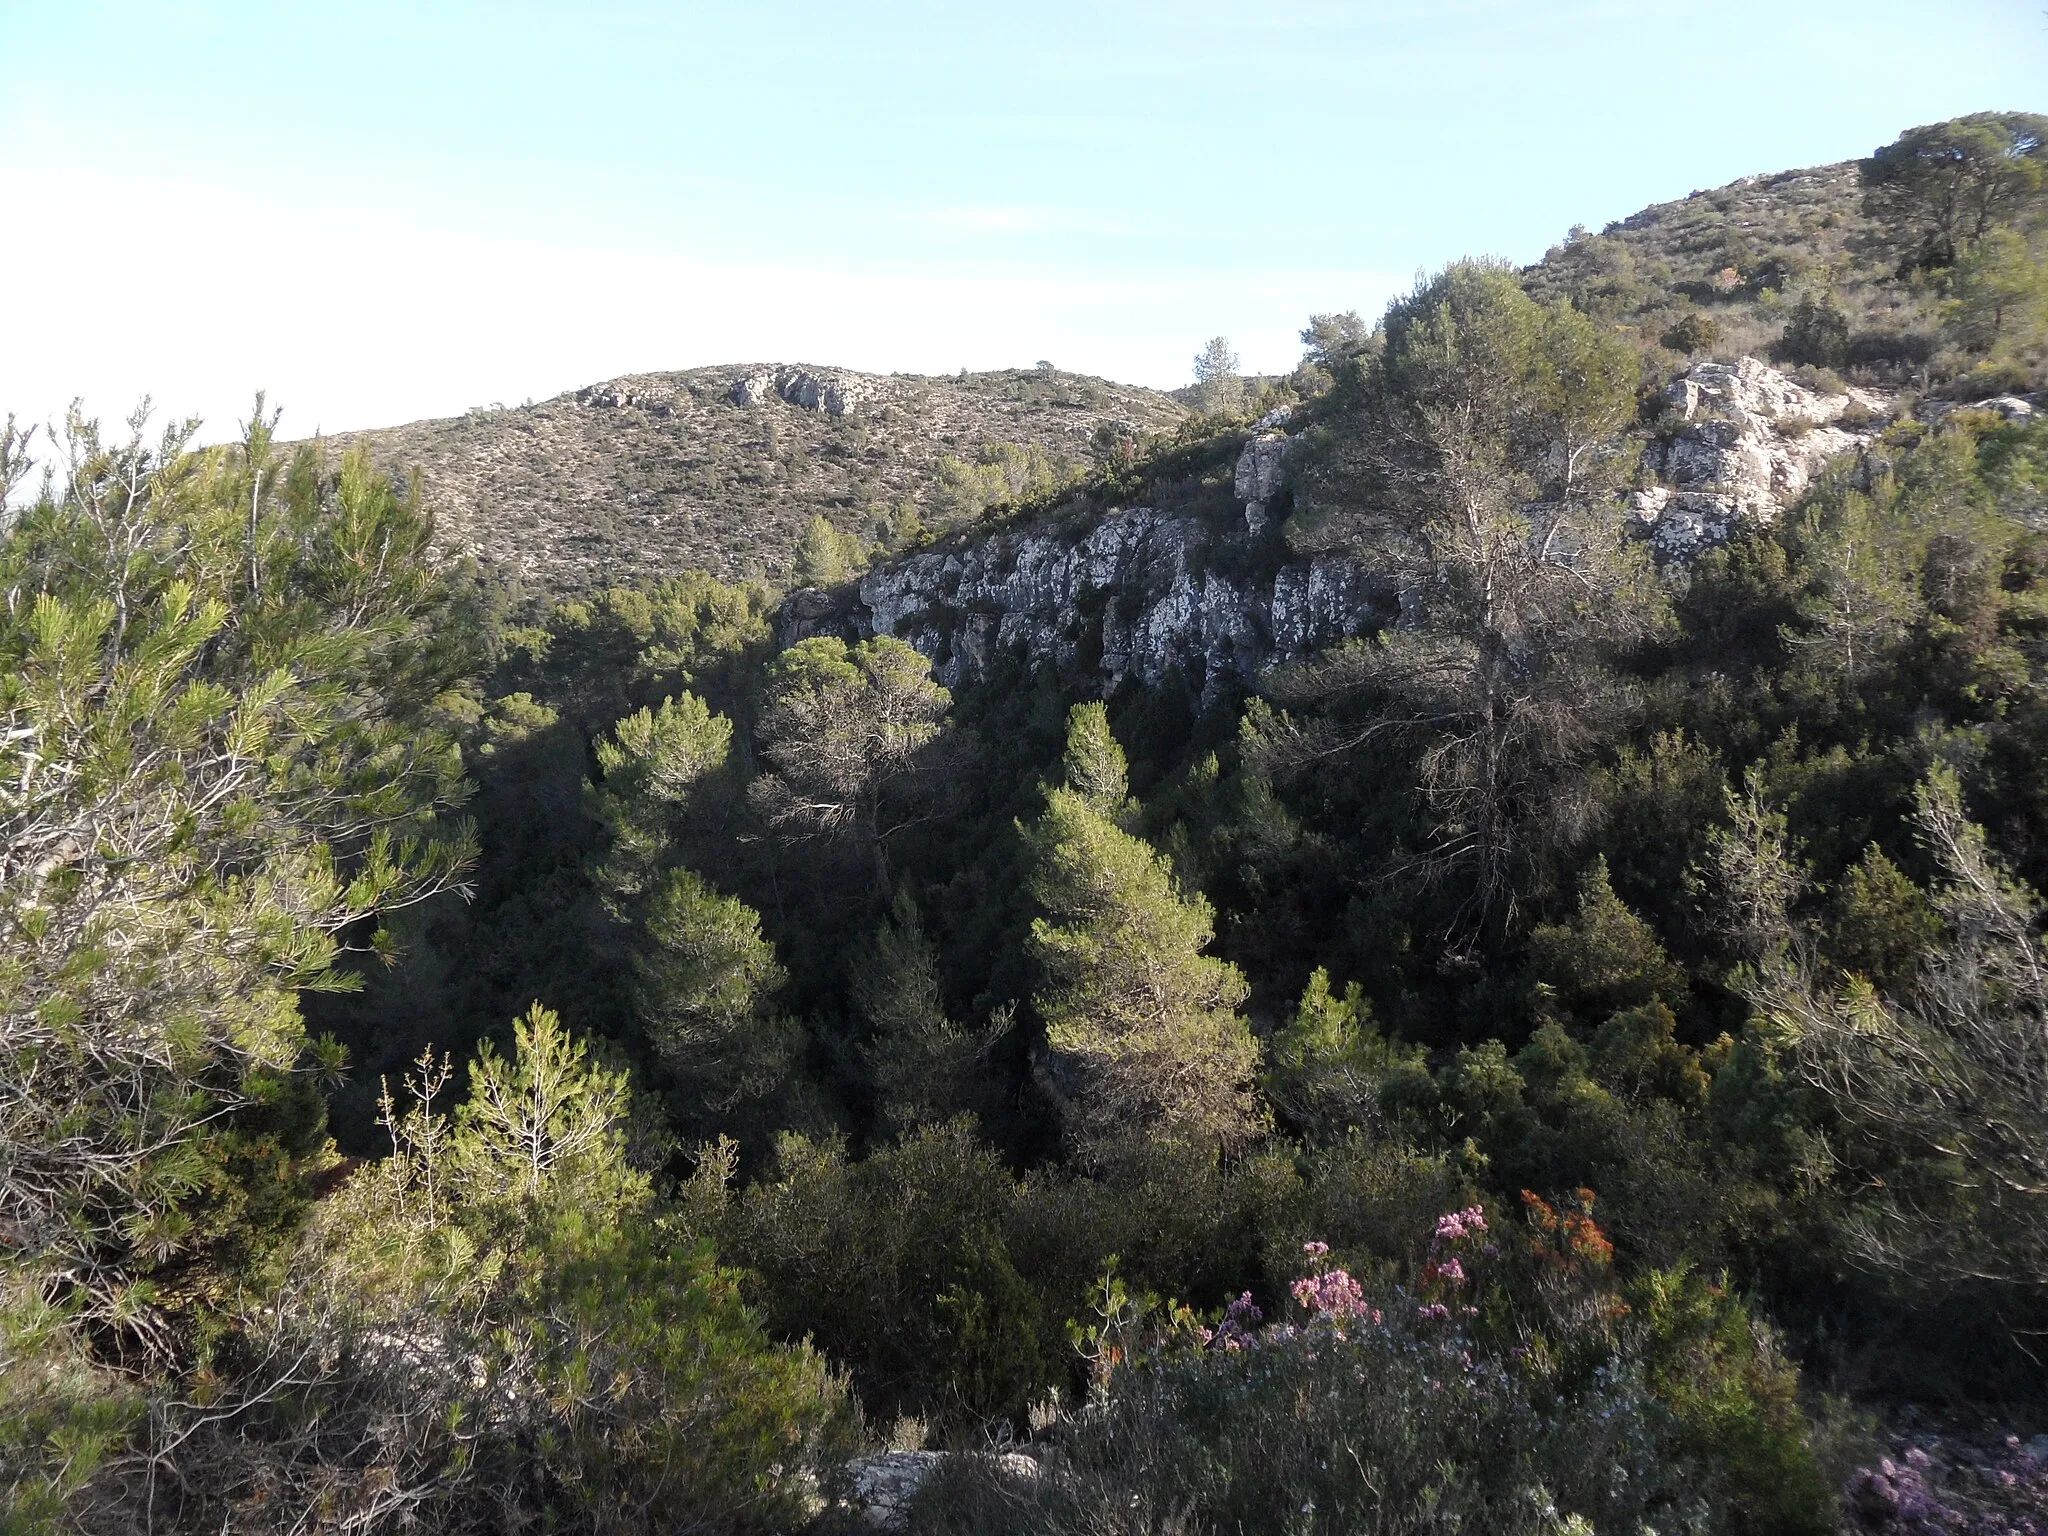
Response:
[326,364,1187,595]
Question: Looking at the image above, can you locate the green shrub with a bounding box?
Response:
[1631,1266,1834,1536]
[719,1121,1064,1427]
[919,1308,1677,1536]
[1779,291,1851,368]
[1845,328,1936,368]
[1662,311,1723,354]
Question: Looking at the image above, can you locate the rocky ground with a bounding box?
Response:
[319,364,1187,597]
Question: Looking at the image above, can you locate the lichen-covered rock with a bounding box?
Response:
[785,356,1890,685]
[778,368,864,416]
[1639,356,1888,555]
[729,369,777,406]
[844,1452,943,1529]
[576,382,675,416]
[844,506,1379,698]
[1234,432,1291,504]
[1974,394,2037,423]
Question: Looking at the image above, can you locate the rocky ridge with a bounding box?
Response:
[787,358,1903,695]
[322,365,1187,594]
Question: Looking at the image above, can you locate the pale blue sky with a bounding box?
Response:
[2,1,2041,438]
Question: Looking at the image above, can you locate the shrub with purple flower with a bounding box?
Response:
[938,1209,1685,1535]
[1417,1202,1489,1321]
[1847,1439,2048,1536]
[1204,1291,1264,1352]
[1284,1238,1380,1327]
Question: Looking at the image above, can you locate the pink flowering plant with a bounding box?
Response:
[1288,1239,1382,1329]
[958,1202,1852,1535]
[1416,1204,1491,1324]
[1009,1208,1688,1535]
[1845,1438,2048,1536]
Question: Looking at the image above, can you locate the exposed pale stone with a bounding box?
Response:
[1234,432,1290,504]
[841,1450,1040,1530]
[729,370,777,406]
[794,355,1892,680]
[1639,356,1890,555]
[845,505,1381,698]
[1975,394,2037,423]
[778,368,864,416]
[578,382,674,416]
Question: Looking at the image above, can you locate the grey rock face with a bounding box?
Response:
[725,366,866,415]
[778,368,864,416]
[845,507,1379,698]
[729,369,777,406]
[1975,394,2037,423]
[1638,356,1887,556]
[1234,432,1291,504]
[791,356,1889,689]
[576,382,675,417]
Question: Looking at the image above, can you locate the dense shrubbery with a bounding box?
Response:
[918,1199,1829,1535]
[0,414,847,1534]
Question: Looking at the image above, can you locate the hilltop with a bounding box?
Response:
[324,363,1188,595]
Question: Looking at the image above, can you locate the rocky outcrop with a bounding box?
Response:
[1920,393,2038,425]
[1632,356,1888,557]
[843,504,1379,698]
[785,356,1896,691]
[1234,432,1291,532]
[728,369,777,407]
[576,382,676,416]
[840,1450,1040,1530]
[729,366,867,416]
[779,412,1366,699]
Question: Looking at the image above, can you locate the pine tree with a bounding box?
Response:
[0,406,478,1333]
[588,690,735,906]
[751,635,955,889]
[855,887,1001,1130]
[1025,705,1263,1164]
[1275,261,1653,944]
[637,869,795,1118]
[1192,335,1245,415]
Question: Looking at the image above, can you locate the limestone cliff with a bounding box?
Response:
[782,358,1901,694]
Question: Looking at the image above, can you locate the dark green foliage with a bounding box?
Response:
[1662,309,1723,354]
[713,1121,1063,1426]
[1825,844,1942,990]
[1632,1266,1836,1536]
[1779,289,1852,367]
[21,119,2048,1532]
[1861,112,2048,270]
[919,1204,1829,1536]
[1527,857,1688,1019]
[295,312,2048,1531]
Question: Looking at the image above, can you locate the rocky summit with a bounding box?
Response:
[322,364,1187,594]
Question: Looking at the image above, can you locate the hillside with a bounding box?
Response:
[324,363,1188,594]
[18,107,2048,1536]
[320,125,2044,612]
[1522,159,1880,356]
[1520,138,2031,390]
